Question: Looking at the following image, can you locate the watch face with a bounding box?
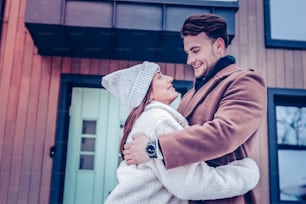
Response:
[146,145,155,155]
[146,140,157,158]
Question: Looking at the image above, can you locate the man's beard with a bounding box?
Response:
[199,62,216,79]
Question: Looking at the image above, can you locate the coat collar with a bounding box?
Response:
[146,101,189,127]
[178,64,241,118]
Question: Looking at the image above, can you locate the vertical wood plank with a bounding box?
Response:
[165,63,175,78]
[89,59,100,75]
[159,62,166,74]
[284,51,294,88]
[0,79,19,203]
[183,64,194,81]
[109,59,118,73]
[0,0,22,201]
[100,59,110,75]
[80,58,91,75]
[119,60,129,70]
[28,57,52,203]
[255,0,267,81]
[62,57,71,73]
[266,49,276,87]
[247,0,257,70]
[237,0,248,67]
[39,57,62,204]
[254,120,270,204]
[253,1,269,203]
[70,58,81,74]
[6,19,27,204]
[0,0,21,158]
[17,55,42,202]
[275,50,285,87]
[228,0,239,63]
[17,30,35,204]
[293,51,303,88]
[174,64,184,80]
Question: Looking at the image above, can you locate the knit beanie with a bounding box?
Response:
[101,61,159,111]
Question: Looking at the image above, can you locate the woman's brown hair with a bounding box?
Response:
[119,84,153,158]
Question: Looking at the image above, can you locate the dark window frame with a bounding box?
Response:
[65,0,239,8]
[268,87,306,204]
[264,0,306,50]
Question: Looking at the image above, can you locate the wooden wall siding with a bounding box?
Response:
[0,0,306,203]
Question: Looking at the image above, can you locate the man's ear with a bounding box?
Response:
[214,38,225,54]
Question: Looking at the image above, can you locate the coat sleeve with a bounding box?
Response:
[104,162,160,204]
[159,71,267,169]
[151,119,260,200]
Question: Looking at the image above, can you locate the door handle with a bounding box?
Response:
[49,146,56,158]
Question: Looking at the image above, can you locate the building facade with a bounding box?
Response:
[0,0,306,203]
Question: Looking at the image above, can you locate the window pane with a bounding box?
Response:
[270,0,306,41]
[81,138,96,152]
[82,120,96,134]
[276,106,306,146]
[79,155,94,170]
[278,149,306,201]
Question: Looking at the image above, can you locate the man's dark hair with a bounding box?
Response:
[180,14,230,47]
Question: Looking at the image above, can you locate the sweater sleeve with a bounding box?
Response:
[104,162,162,204]
[151,157,260,200]
[150,119,260,200]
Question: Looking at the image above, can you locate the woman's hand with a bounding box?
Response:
[123,134,150,165]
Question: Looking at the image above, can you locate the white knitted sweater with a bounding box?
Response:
[104,101,260,204]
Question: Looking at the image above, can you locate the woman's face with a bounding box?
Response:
[150,71,179,105]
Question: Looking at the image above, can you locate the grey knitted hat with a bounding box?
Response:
[101,61,159,111]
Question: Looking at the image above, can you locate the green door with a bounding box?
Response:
[63,87,128,204]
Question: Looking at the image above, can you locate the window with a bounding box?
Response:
[264,0,306,49]
[268,88,306,203]
[79,120,97,170]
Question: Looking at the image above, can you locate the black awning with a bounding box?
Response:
[25,0,238,64]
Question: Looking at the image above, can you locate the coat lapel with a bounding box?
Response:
[178,64,241,118]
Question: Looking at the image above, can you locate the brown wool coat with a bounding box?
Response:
[158,64,267,204]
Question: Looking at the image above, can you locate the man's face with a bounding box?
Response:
[183,32,222,78]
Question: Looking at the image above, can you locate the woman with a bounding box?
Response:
[101,61,260,204]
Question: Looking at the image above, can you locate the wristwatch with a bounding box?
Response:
[146,139,157,158]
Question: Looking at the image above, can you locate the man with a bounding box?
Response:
[123,14,267,204]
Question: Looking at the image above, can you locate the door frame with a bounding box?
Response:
[50,74,102,204]
[49,73,193,204]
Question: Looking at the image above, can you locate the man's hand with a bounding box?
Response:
[123,134,150,165]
